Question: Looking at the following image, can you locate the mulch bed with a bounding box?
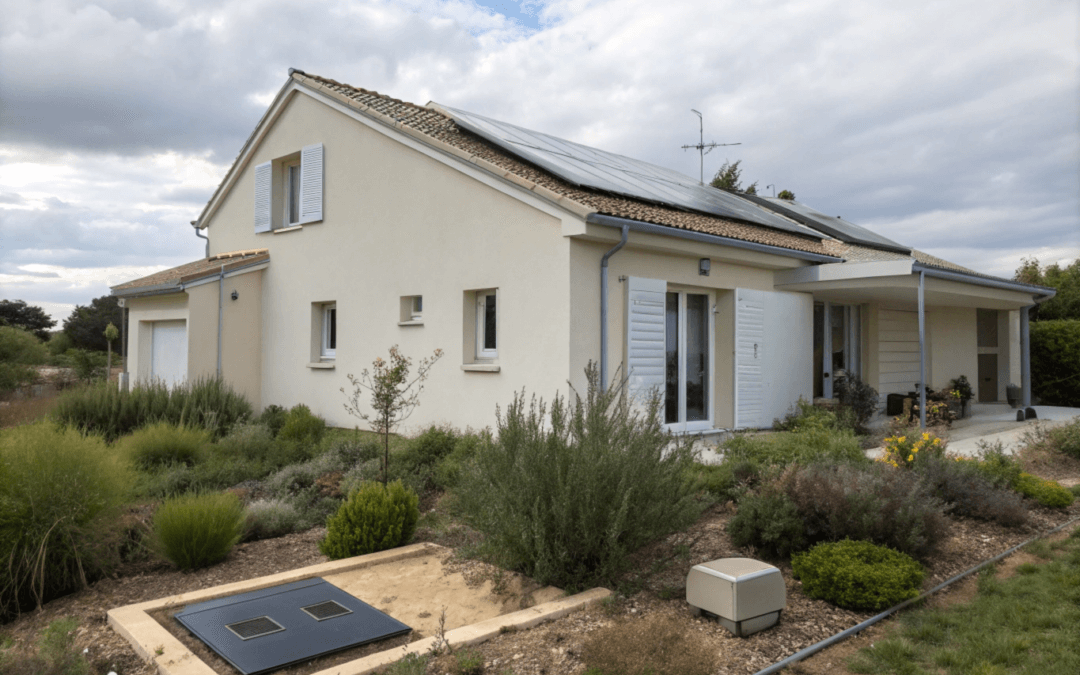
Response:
[2,467,1079,675]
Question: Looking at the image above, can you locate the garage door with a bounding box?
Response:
[152,320,188,388]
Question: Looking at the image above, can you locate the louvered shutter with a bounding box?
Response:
[254,161,272,233]
[299,143,324,224]
[735,288,766,428]
[626,276,667,405]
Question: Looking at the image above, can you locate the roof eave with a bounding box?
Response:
[911,262,1058,301]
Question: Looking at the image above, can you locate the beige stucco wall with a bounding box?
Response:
[568,233,812,430]
[928,307,977,392]
[202,90,574,432]
[126,294,188,383]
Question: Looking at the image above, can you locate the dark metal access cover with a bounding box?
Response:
[174,578,411,675]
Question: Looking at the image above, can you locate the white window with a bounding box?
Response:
[411,295,423,320]
[284,160,301,227]
[663,291,713,430]
[254,143,324,233]
[476,290,497,360]
[321,303,337,359]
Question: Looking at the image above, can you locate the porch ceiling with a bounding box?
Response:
[777,274,1041,310]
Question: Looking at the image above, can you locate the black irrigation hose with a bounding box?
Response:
[753,514,1080,675]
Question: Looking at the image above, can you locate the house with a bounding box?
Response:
[111,69,1056,432]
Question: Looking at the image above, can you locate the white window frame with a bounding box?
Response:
[664,289,715,434]
[283,159,302,227]
[475,290,498,360]
[411,295,423,321]
[321,303,337,360]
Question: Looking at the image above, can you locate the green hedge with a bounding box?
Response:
[1030,320,1080,407]
[793,539,925,611]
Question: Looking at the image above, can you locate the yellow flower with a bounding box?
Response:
[898,436,907,443]
[933,438,941,445]
[922,432,930,441]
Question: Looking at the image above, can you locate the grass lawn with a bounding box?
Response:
[846,526,1080,675]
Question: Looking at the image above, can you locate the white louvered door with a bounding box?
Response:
[625,276,667,406]
[735,288,766,429]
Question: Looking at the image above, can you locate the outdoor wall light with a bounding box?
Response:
[231,290,239,301]
[699,258,711,276]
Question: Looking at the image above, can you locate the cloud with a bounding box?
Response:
[0,0,1076,315]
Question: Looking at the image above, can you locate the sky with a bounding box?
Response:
[2,0,1078,325]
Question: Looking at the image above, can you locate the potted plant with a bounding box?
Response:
[948,375,974,418]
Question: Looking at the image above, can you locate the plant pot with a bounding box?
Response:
[946,400,963,419]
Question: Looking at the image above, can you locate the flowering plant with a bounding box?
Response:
[878,431,946,469]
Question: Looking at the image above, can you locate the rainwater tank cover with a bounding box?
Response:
[174,578,411,675]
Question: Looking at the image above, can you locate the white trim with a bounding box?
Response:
[461,364,501,372]
[272,225,304,235]
[179,262,270,290]
[774,259,914,286]
[307,362,335,370]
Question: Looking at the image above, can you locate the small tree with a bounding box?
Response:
[104,322,119,378]
[342,346,443,484]
[710,160,758,194]
[777,189,796,200]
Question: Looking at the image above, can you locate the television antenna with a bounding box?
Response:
[681,109,741,185]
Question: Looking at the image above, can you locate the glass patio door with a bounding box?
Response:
[664,292,712,430]
[814,302,861,398]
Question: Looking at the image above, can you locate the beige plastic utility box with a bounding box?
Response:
[686,558,785,637]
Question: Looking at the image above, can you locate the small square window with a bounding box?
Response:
[399,296,423,324]
[321,303,336,359]
[412,295,423,320]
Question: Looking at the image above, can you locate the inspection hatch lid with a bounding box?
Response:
[174,578,411,675]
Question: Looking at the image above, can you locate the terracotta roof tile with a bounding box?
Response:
[113,250,269,295]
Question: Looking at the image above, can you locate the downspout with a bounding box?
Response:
[217,264,225,377]
[1021,305,1032,407]
[600,225,630,391]
[192,221,209,259]
[918,270,926,429]
[822,302,832,399]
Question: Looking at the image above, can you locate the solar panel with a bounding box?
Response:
[749,196,910,254]
[174,578,411,675]
[433,104,823,239]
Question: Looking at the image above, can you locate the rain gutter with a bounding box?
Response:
[599,224,629,390]
[586,214,842,264]
[753,514,1080,675]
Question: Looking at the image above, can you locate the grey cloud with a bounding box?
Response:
[156,186,215,204]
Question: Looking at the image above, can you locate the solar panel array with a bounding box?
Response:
[434,104,823,239]
[752,197,910,253]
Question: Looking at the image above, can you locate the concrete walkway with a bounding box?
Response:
[946,406,1080,457]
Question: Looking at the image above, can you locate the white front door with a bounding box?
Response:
[151,320,188,388]
[664,290,714,432]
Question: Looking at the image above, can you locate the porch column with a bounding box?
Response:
[822,301,833,398]
[918,271,926,429]
[1021,304,1032,407]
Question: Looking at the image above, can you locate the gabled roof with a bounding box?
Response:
[206,70,839,258]
[112,249,269,297]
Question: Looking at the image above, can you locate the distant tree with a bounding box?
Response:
[777,189,796,200]
[1014,257,1080,322]
[0,300,56,341]
[63,295,123,352]
[0,326,48,394]
[744,184,758,196]
[710,160,758,195]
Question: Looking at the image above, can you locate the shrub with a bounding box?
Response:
[877,431,946,469]
[973,441,1024,488]
[453,365,702,590]
[783,463,950,559]
[278,404,326,446]
[244,499,304,541]
[61,349,107,383]
[1030,320,1080,406]
[258,405,288,437]
[916,456,1028,528]
[688,460,759,503]
[121,422,210,469]
[773,398,845,432]
[0,423,131,620]
[452,648,483,675]
[319,480,419,559]
[835,375,880,433]
[0,617,90,675]
[1015,473,1075,508]
[792,540,925,611]
[0,326,47,395]
[52,376,252,442]
[727,491,806,559]
[432,431,486,490]
[1021,419,1080,461]
[152,492,245,570]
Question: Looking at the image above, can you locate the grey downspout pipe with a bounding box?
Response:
[217,264,225,377]
[918,269,926,429]
[1021,305,1032,407]
[600,225,630,391]
[192,221,209,258]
